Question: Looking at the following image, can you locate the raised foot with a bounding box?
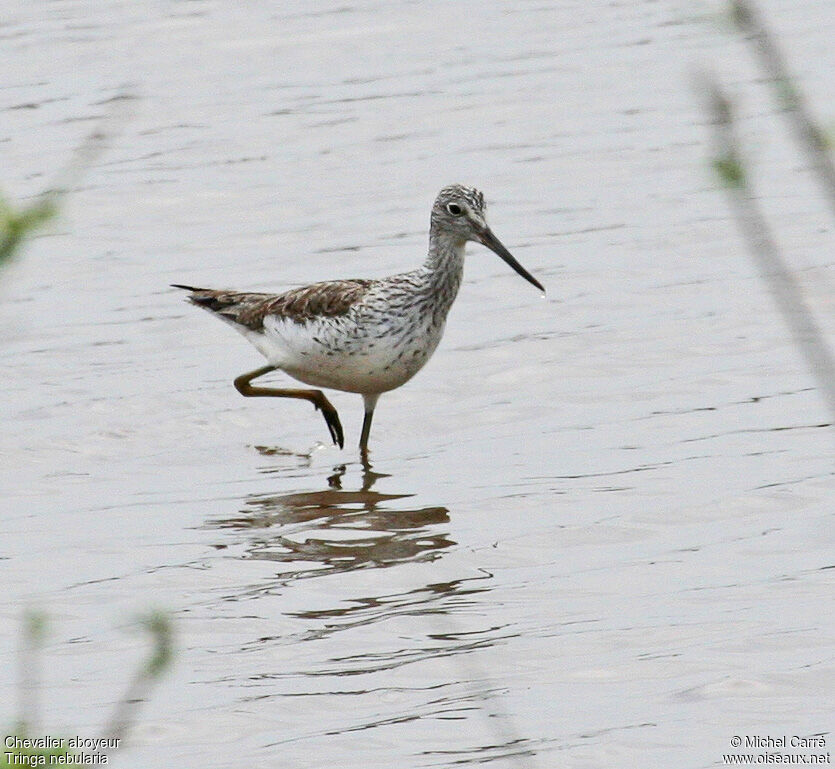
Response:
[231,366,344,449]
[313,396,344,449]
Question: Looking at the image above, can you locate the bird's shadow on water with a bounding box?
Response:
[206,448,456,584]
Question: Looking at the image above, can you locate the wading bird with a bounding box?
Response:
[174,185,543,453]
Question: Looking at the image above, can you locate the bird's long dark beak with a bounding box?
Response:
[477,227,544,293]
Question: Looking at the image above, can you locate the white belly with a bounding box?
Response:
[247,315,444,394]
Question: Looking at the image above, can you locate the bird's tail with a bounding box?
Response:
[171,283,271,330]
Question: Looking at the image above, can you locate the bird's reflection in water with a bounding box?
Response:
[206,452,529,760]
[210,450,455,582]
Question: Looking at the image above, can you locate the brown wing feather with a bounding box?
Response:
[173,280,373,331]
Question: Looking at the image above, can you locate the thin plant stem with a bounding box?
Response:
[0,92,135,264]
[16,610,47,736]
[704,75,835,421]
[730,0,835,217]
[104,611,174,745]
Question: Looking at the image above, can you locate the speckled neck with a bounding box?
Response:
[421,228,465,324]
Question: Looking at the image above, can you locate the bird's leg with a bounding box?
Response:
[359,394,379,456]
[233,365,344,449]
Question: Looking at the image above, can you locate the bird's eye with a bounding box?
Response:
[446,203,463,216]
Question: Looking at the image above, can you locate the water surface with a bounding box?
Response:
[2,1,833,767]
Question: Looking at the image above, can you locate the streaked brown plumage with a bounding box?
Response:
[171,279,374,331]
